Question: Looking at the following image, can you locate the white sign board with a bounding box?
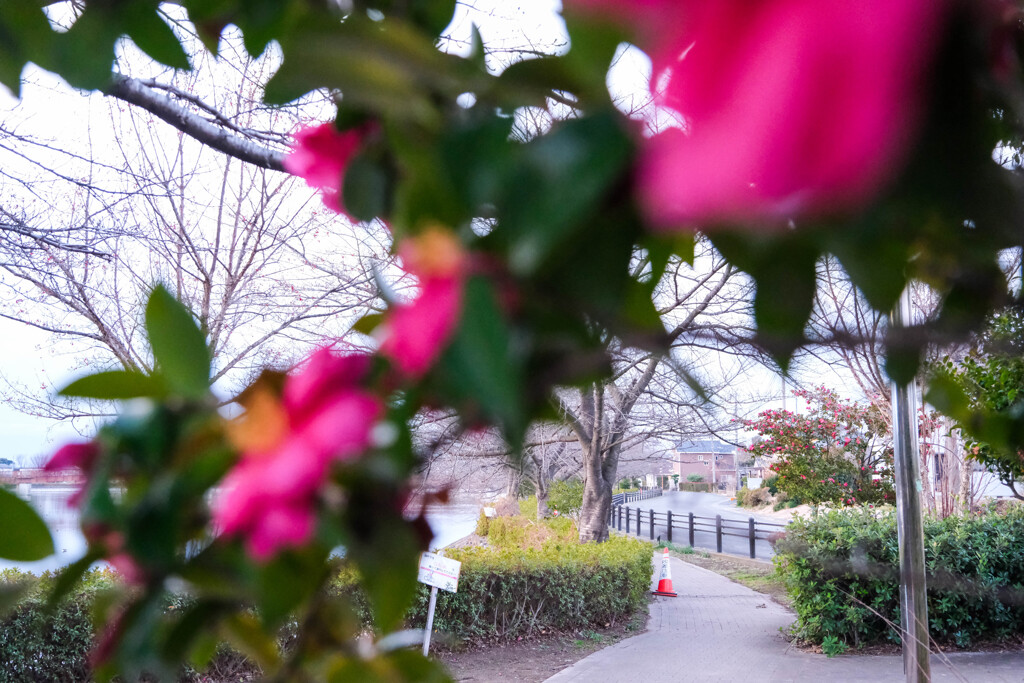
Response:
[418,552,462,593]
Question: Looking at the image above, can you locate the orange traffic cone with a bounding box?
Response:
[652,548,677,597]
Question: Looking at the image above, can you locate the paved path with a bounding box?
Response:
[620,491,784,558]
[545,552,1024,682]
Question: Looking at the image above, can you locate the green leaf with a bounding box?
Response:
[60,370,164,400]
[49,8,119,90]
[264,14,469,120]
[439,277,525,440]
[145,285,211,399]
[711,231,819,370]
[122,5,191,70]
[344,149,393,223]
[0,4,54,97]
[0,488,53,561]
[343,485,422,634]
[47,552,102,612]
[410,0,457,38]
[0,580,30,619]
[255,550,325,628]
[501,112,632,276]
[352,313,384,336]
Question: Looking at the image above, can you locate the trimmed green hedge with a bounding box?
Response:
[775,507,1024,649]
[1,536,653,678]
[409,537,652,640]
[0,569,260,683]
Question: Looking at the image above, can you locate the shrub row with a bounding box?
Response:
[1,535,653,679]
[410,536,652,640]
[0,569,259,683]
[774,507,1024,649]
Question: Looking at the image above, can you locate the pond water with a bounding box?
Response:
[2,487,480,574]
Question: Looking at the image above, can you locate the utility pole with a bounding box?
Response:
[890,286,931,682]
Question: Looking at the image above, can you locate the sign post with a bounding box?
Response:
[417,551,462,656]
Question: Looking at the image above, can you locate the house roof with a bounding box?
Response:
[676,439,735,454]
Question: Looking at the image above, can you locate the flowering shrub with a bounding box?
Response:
[0,0,1022,679]
[743,387,895,506]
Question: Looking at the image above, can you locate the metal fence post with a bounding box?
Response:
[891,287,931,683]
[716,514,723,553]
[749,517,756,559]
[637,508,642,537]
[667,510,673,543]
[688,512,695,547]
[649,509,655,540]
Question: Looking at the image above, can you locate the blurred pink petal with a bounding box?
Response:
[571,0,943,226]
[283,349,371,417]
[108,553,145,584]
[283,123,371,220]
[379,277,463,377]
[245,505,316,561]
[378,228,468,377]
[45,441,98,471]
[213,351,381,561]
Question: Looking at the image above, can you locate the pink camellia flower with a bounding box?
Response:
[45,441,98,472]
[379,227,468,377]
[45,441,99,508]
[283,123,372,220]
[214,349,382,561]
[569,0,943,227]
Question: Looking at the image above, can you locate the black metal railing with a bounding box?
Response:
[607,503,786,559]
[610,487,663,507]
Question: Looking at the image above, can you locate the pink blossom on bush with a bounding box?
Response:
[45,441,98,472]
[283,123,371,220]
[46,441,99,508]
[571,0,943,227]
[214,349,382,560]
[379,228,468,377]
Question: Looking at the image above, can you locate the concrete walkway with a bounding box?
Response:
[545,552,1024,682]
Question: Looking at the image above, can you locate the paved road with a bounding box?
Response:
[618,491,786,559]
[545,552,1024,682]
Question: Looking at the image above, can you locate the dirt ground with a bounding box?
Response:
[435,615,646,683]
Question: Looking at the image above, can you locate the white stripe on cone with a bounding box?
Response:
[653,548,677,597]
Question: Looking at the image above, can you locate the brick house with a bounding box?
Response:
[673,440,738,490]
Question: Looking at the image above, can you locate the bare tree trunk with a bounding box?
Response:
[563,259,738,543]
[578,457,612,542]
[955,430,973,514]
[537,486,551,518]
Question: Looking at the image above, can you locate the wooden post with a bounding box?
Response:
[667,510,673,543]
[891,287,931,682]
[688,512,695,547]
[715,514,722,553]
[749,517,756,559]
